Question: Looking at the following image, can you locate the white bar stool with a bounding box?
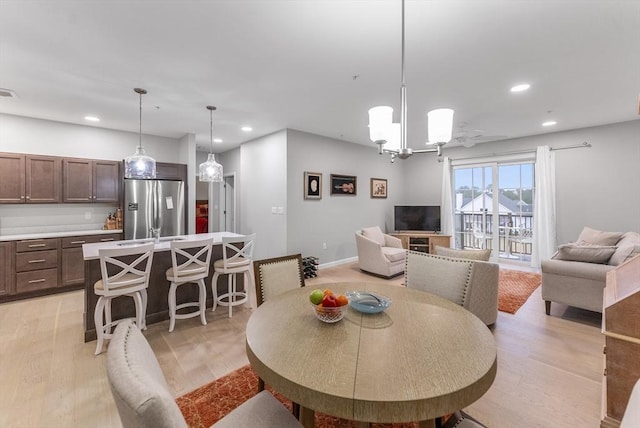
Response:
[94,242,154,355]
[211,234,256,318]
[165,237,213,332]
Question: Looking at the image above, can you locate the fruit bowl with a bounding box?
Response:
[311,303,347,323]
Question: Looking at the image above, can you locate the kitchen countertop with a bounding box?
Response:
[0,229,123,242]
[81,232,243,260]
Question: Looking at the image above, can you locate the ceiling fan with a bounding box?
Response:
[451,123,507,147]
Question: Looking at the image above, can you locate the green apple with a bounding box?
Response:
[309,289,324,305]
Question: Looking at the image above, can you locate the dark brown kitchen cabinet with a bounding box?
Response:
[0,242,15,296]
[60,233,122,286]
[0,153,61,203]
[63,158,120,203]
[15,238,59,294]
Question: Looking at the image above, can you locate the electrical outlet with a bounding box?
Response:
[322,242,327,250]
[85,211,91,220]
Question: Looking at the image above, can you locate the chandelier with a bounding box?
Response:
[124,88,157,178]
[198,105,223,182]
[368,0,454,162]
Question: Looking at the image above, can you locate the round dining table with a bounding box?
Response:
[245,282,497,428]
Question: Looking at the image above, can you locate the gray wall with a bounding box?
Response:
[285,129,405,264]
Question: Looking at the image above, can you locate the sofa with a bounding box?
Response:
[541,227,640,315]
[355,226,406,278]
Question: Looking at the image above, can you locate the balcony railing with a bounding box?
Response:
[454,212,533,260]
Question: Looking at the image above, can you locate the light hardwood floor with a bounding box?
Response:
[0,261,603,428]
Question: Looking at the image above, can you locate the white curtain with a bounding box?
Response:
[440,156,455,247]
[532,145,557,267]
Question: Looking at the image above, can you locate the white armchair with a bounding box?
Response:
[355,226,406,278]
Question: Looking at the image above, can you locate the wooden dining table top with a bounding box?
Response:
[245,282,497,427]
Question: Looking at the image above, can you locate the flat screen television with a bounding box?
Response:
[394,205,441,232]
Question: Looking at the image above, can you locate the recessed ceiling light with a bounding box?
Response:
[84,116,100,122]
[510,83,530,93]
[542,120,557,127]
[213,138,223,143]
[241,126,253,132]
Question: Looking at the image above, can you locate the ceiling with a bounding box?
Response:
[1,0,638,154]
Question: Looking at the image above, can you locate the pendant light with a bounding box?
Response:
[199,105,223,182]
[367,0,454,162]
[124,88,156,179]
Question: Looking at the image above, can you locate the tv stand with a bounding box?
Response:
[390,232,451,254]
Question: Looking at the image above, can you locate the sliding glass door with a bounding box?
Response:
[453,161,535,263]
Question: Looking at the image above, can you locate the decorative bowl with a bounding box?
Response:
[311,303,347,323]
[345,291,392,314]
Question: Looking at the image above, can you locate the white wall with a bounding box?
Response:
[238,130,288,259]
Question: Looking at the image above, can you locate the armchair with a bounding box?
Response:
[355,226,406,278]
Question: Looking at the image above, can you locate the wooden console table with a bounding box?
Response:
[390,232,451,254]
[601,254,640,427]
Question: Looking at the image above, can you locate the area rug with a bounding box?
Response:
[177,364,421,428]
[498,269,541,314]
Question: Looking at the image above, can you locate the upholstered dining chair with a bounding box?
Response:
[165,237,213,332]
[94,242,154,355]
[405,251,499,326]
[211,234,256,318]
[106,320,303,428]
[252,253,305,418]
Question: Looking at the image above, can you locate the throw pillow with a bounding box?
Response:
[577,226,623,246]
[609,244,640,266]
[434,246,491,262]
[362,226,385,246]
[555,243,616,264]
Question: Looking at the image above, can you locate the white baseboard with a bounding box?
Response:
[318,257,358,270]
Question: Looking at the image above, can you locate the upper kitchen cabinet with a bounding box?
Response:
[0,153,61,203]
[63,159,120,203]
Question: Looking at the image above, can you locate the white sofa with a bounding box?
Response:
[355,226,406,278]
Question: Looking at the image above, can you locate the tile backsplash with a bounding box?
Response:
[0,204,118,236]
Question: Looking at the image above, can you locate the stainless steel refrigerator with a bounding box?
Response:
[124,179,185,240]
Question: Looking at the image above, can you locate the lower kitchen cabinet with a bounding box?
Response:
[61,233,121,286]
[0,242,15,296]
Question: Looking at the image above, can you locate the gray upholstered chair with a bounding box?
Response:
[106,319,303,428]
[405,251,499,325]
[355,226,406,278]
[621,377,640,428]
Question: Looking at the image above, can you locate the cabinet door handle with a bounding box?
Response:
[70,241,86,244]
[28,278,46,284]
[28,243,46,248]
[26,195,30,200]
[100,238,115,242]
[28,259,46,263]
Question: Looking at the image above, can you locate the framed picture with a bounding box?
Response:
[304,172,322,200]
[370,178,387,198]
[330,174,357,195]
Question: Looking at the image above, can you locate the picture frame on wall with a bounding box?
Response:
[304,172,322,200]
[330,174,357,195]
[370,178,387,198]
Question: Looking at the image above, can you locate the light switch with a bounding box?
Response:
[271,207,277,214]
[277,207,284,214]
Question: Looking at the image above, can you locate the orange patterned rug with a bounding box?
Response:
[498,269,541,314]
[177,364,422,427]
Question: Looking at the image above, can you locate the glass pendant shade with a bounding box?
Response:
[199,153,223,182]
[427,108,454,145]
[385,123,401,151]
[124,146,157,179]
[125,87,156,179]
[368,106,393,142]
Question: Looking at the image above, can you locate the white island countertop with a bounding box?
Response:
[82,232,243,260]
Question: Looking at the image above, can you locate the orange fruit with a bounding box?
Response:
[336,294,348,306]
[323,288,334,297]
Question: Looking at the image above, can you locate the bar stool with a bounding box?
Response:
[211,234,256,318]
[94,242,154,355]
[165,237,213,332]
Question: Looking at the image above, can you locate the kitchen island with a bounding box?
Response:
[82,232,245,342]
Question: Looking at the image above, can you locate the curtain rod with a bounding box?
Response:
[440,141,591,163]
